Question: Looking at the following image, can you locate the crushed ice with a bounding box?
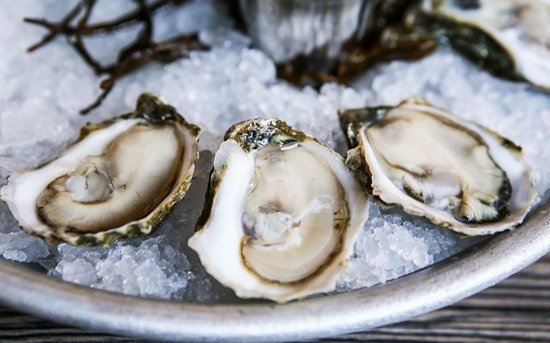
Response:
[0,0,548,300]
[51,223,192,299]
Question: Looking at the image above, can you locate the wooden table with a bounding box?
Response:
[1,254,548,343]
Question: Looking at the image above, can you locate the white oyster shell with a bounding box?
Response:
[0,94,200,245]
[189,119,369,303]
[340,98,536,236]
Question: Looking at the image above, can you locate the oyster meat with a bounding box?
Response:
[416,0,550,89]
[339,98,536,236]
[0,94,200,245]
[189,119,369,303]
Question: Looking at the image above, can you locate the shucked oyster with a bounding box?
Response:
[415,0,550,89]
[189,119,368,303]
[339,98,536,236]
[1,94,200,245]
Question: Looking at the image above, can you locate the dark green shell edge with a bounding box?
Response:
[344,146,372,197]
[78,93,201,142]
[194,164,227,233]
[338,106,392,148]
[411,5,525,82]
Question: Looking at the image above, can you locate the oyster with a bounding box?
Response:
[415,0,550,89]
[339,98,536,236]
[188,119,369,303]
[0,94,200,245]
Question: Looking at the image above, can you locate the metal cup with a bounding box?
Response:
[238,0,378,71]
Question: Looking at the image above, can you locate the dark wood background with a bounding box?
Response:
[0,254,548,343]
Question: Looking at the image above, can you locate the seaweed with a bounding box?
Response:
[24,0,208,114]
[24,0,461,110]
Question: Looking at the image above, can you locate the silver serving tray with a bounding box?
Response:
[0,201,548,342]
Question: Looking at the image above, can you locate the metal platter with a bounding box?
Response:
[0,201,547,342]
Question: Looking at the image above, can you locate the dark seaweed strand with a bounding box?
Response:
[77,0,151,114]
[25,2,84,52]
[23,0,209,115]
[23,0,174,39]
[70,0,104,75]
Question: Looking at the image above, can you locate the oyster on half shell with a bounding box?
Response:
[414,0,550,89]
[0,94,200,246]
[189,119,369,303]
[339,98,536,236]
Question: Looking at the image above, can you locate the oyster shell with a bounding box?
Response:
[339,98,536,236]
[0,94,200,245]
[188,119,369,303]
[415,0,550,89]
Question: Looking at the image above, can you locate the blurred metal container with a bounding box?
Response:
[238,0,378,70]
